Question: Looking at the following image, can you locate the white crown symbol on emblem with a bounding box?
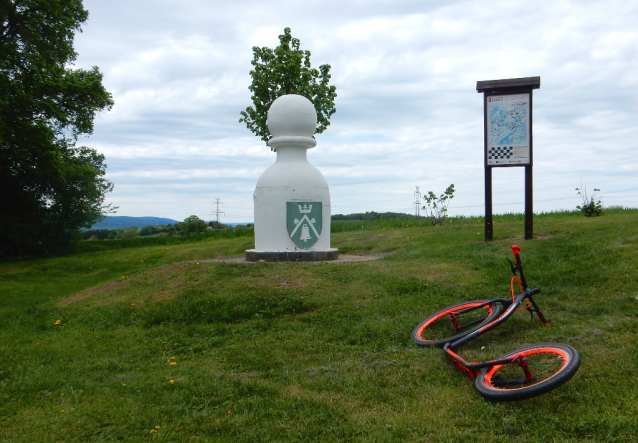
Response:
[298,204,312,213]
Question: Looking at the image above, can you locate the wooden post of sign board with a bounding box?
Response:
[477,76,540,241]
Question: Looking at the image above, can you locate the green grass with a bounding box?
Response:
[1,210,638,442]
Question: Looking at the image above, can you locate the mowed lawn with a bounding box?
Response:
[1,210,637,442]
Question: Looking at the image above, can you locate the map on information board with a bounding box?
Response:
[486,93,530,166]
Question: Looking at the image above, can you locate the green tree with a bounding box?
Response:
[0,0,114,258]
[208,220,226,229]
[239,27,337,145]
[182,215,207,234]
[120,227,138,239]
[139,225,157,236]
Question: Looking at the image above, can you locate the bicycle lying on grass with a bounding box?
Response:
[411,245,580,401]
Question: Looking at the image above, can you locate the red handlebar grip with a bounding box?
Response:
[511,245,522,266]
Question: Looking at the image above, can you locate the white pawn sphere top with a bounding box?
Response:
[267,94,317,138]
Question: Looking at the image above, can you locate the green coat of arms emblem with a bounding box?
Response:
[286,202,322,249]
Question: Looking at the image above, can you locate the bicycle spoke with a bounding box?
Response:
[489,353,565,388]
[422,307,492,340]
[412,300,503,347]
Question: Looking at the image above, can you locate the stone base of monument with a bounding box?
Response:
[245,249,339,262]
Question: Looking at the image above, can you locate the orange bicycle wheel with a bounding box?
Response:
[475,343,580,401]
[411,300,502,348]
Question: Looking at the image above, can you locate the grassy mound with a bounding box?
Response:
[1,210,637,441]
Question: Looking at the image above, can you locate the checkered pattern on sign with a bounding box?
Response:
[488,146,513,159]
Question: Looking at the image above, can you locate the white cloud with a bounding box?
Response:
[73,0,638,222]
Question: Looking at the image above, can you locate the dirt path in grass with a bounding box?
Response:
[190,253,387,264]
[59,279,129,306]
[58,253,387,306]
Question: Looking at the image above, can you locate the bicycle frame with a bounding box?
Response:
[411,245,580,400]
[441,246,549,379]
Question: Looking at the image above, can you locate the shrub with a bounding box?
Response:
[82,229,110,240]
[423,184,455,225]
[576,185,604,217]
[139,225,157,236]
[120,227,139,239]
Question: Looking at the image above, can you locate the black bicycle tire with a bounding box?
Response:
[411,300,503,348]
[475,343,580,401]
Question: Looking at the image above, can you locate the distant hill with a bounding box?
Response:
[91,216,180,230]
[332,211,416,221]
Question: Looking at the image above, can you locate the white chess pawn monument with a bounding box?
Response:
[245,94,338,262]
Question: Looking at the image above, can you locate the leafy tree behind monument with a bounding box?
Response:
[0,0,114,257]
[239,27,337,144]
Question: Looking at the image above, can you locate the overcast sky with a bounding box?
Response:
[73,0,638,223]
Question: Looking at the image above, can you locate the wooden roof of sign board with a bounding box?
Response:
[476,76,541,93]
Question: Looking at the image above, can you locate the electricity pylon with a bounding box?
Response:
[212,197,225,224]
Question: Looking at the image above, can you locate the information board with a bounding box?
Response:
[486,93,530,166]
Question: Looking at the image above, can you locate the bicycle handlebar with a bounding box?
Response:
[511,245,522,267]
